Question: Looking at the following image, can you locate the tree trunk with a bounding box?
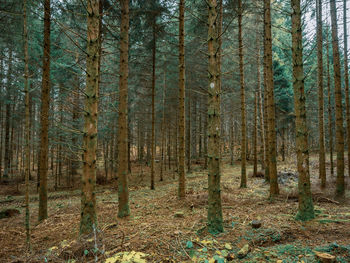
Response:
[326,29,334,177]
[38,0,51,221]
[207,0,223,234]
[23,0,31,249]
[291,0,315,221]
[178,0,186,198]
[258,56,265,170]
[117,0,130,218]
[71,52,80,186]
[150,17,156,190]
[160,59,166,182]
[80,0,99,235]
[316,0,326,188]
[3,50,12,180]
[253,90,258,176]
[187,88,191,173]
[238,0,247,188]
[330,0,345,198]
[264,0,279,196]
[343,0,350,179]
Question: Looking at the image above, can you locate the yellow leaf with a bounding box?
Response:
[200,240,213,245]
[224,243,232,250]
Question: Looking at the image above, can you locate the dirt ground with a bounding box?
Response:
[0,155,349,262]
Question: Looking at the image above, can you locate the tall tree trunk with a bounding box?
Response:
[80,0,99,235]
[23,0,31,249]
[326,29,334,177]
[0,92,2,180]
[317,0,326,188]
[253,90,258,177]
[199,99,202,157]
[3,50,12,180]
[207,0,223,234]
[330,0,345,198]
[343,0,350,178]
[238,0,247,188]
[187,88,191,173]
[291,0,315,221]
[117,0,130,218]
[230,106,234,166]
[150,17,156,190]
[71,52,80,185]
[160,58,166,182]
[204,104,208,170]
[178,0,186,198]
[38,0,51,221]
[254,27,261,175]
[258,55,265,170]
[264,0,279,196]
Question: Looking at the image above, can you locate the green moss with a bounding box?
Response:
[295,195,315,221]
[207,216,224,235]
[118,204,130,218]
[295,209,315,221]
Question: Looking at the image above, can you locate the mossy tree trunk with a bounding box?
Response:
[80,0,100,235]
[330,0,345,198]
[160,58,166,182]
[326,29,334,177]
[38,0,51,221]
[238,0,247,188]
[207,0,223,234]
[316,0,326,188]
[254,26,261,176]
[291,0,315,221]
[71,52,80,186]
[264,0,278,196]
[4,50,12,180]
[117,0,130,218]
[23,0,31,249]
[150,17,156,190]
[343,0,350,179]
[178,0,186,198]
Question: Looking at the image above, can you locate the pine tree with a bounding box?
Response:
[207,0,223,234]
[316,0,326,188]
[330,0,345,198]
[80,0,100,235]
[38,0,51,222]
[291,0,315,221]
[238,0,247,188]
[178,0,186,199]
[118,0,130,218]
[264,0,279,196]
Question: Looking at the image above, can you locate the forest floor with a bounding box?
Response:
[0,155,350,263]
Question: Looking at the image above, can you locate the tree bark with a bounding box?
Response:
[330,0,345,198]
[316,0,326,188]
[326,29,334,177]
[238,0,247,188]
[291,0,315,221]
[117,0,130,218]
[23,0,31,249]
[343,0,350,179]
[38,0,51,221]
[264,0,279,196]
[80,0,99,235]
[150,17,156,190]
[207,0,223,234]
[178,0,186,198]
